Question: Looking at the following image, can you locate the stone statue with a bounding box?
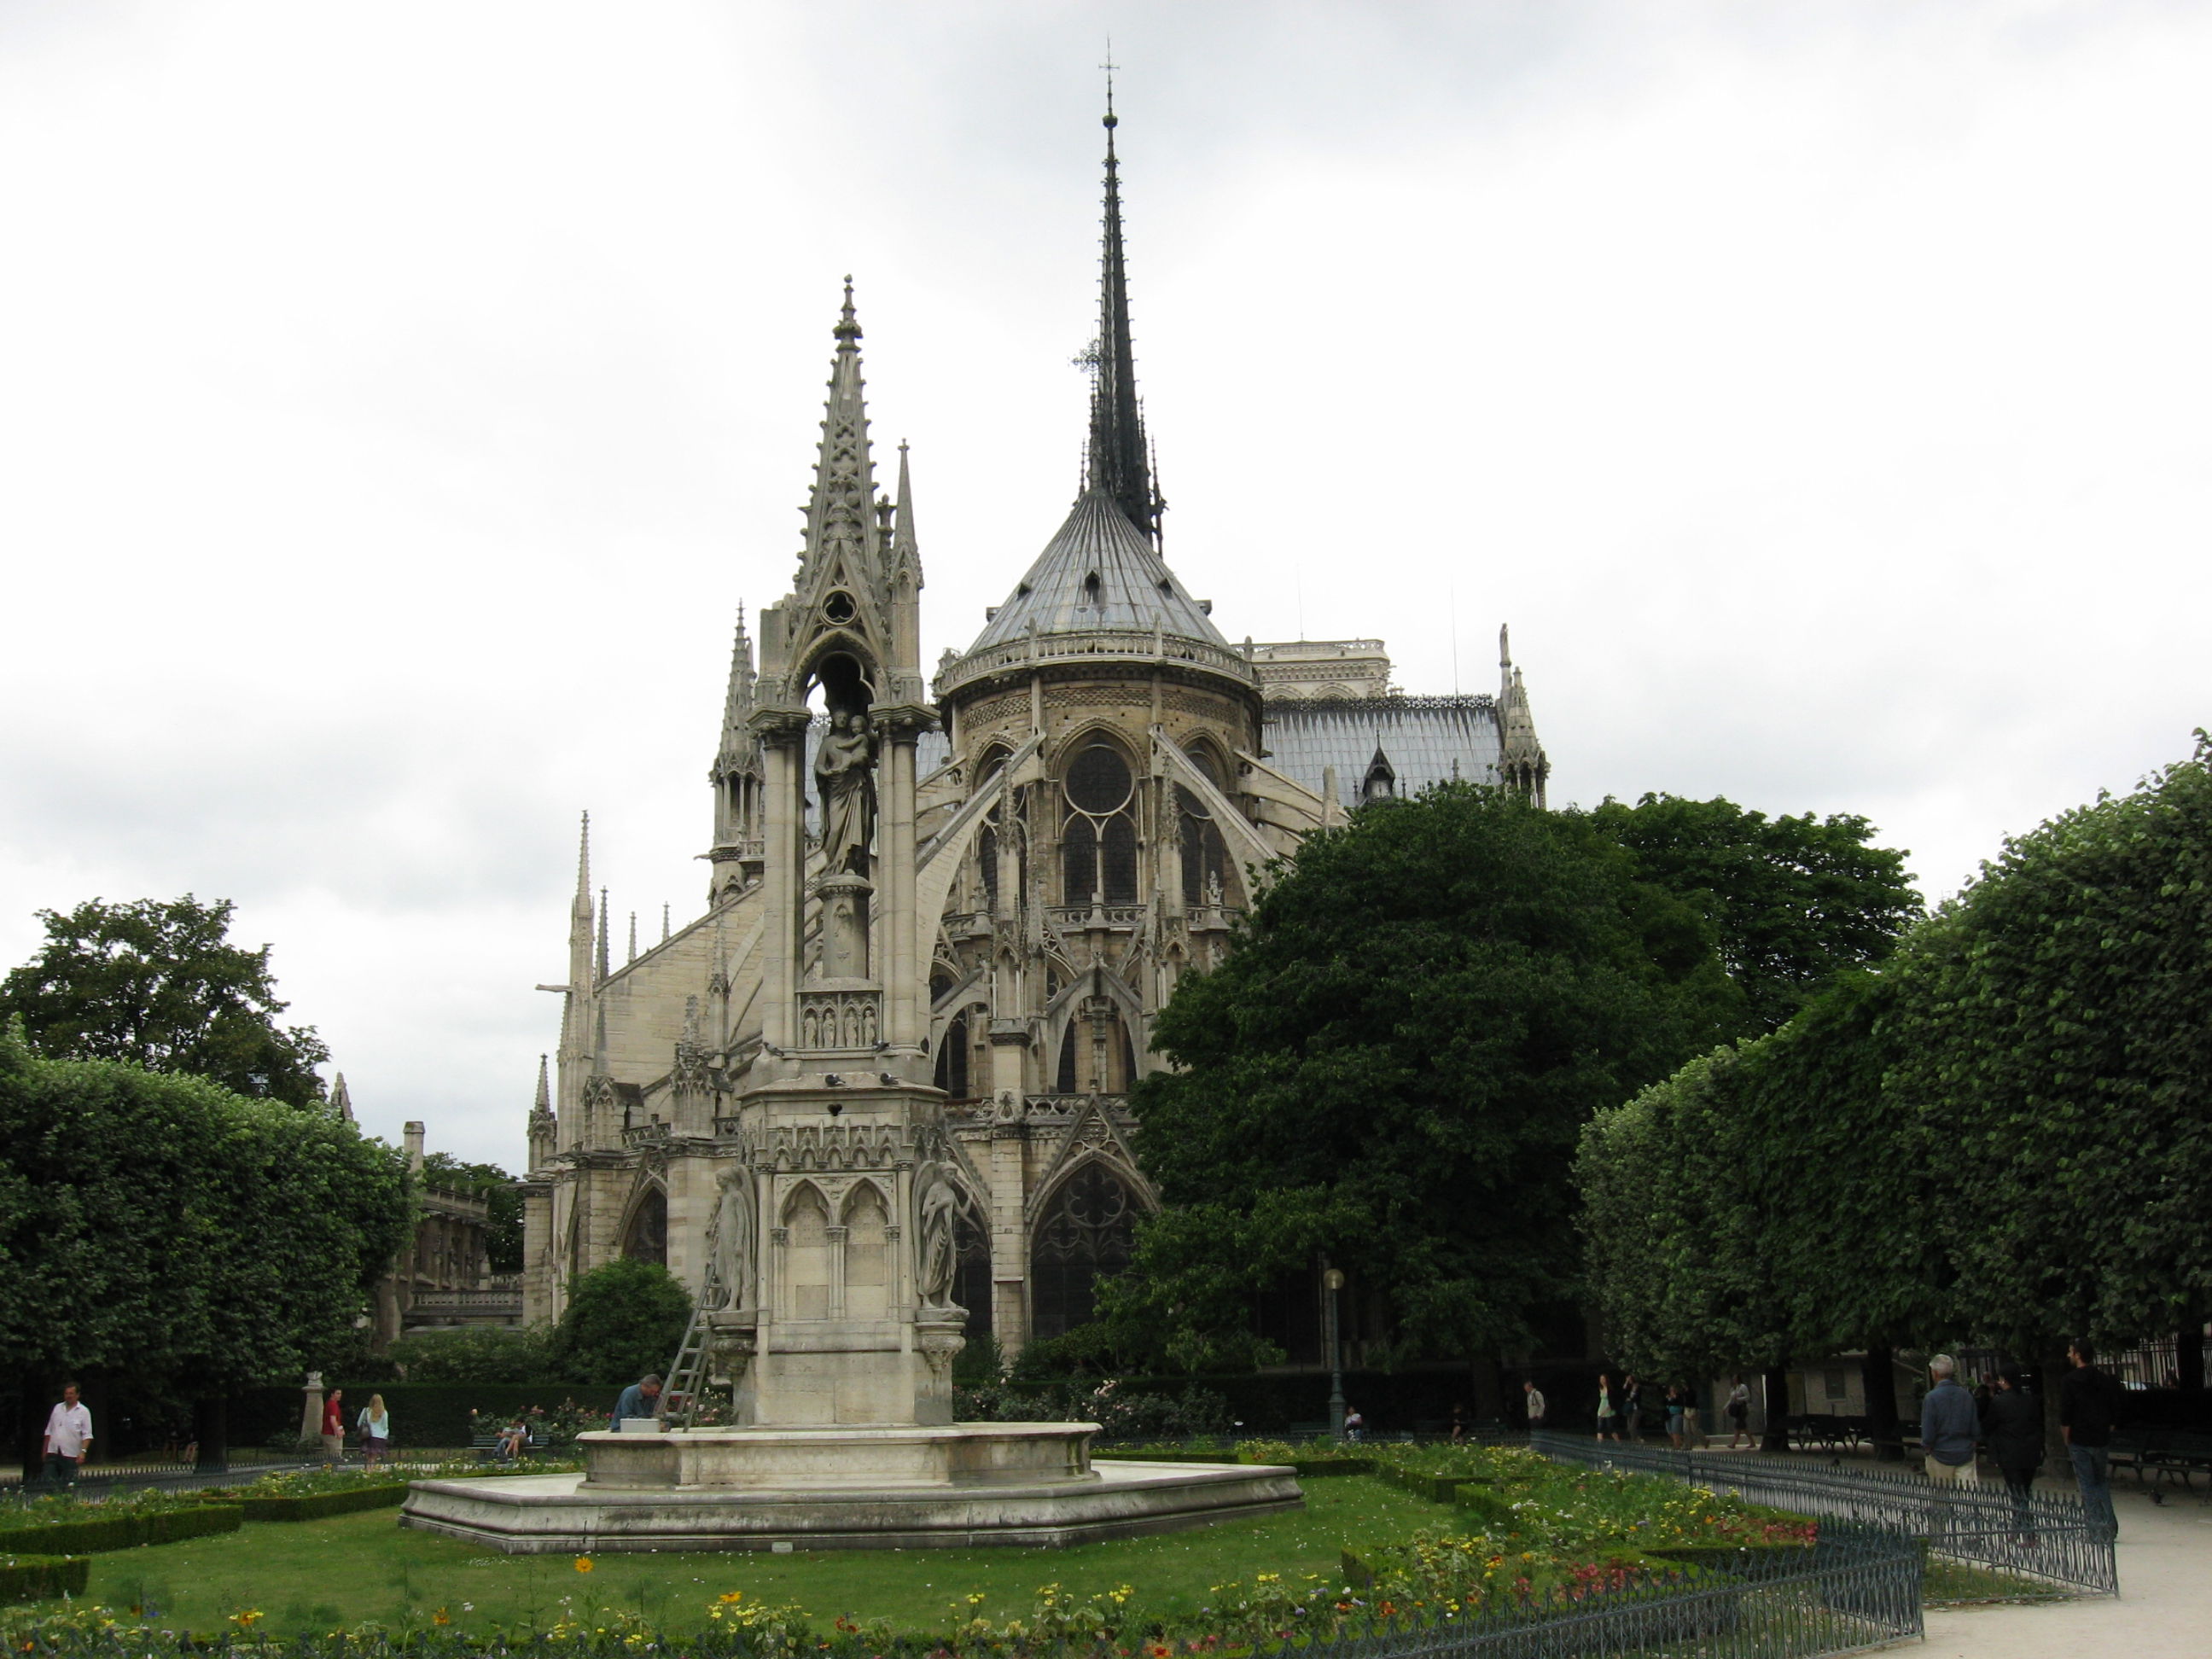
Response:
[914,1163,959,1310]
[815,711,876,877]
[712,1161,756,1310]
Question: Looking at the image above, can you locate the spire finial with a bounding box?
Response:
[835,275,861,345]
[1102,40,1118,129]
[533,1054,550,1113]
[1086,78,1161,546]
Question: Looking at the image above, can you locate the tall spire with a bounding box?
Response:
[596,887,610,983]
[329,1071,353,1122]
[795,278,882,602]
[1087,87,1161,547]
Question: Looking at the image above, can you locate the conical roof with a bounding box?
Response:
[963,485,1227,655]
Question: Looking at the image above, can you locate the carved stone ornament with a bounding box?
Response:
[710,1161,756,1310]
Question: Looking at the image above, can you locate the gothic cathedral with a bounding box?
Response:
[520,110,1550,1359]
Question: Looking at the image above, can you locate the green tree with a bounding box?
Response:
[0,1020,411,1463]
[1590,795,1922,1033]
[421,1152,524,1275]
[551,1258,691,1384]
[1109,784,1742,1369]
[1578,737,2212,1447]
[1904,737,2212,1353]
[0,897,329,1106]
[387,1324,556,1383]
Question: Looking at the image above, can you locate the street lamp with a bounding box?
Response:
[1323,1266,1348,1439]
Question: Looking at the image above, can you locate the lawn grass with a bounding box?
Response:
[1921,1558,2076,1605]
[82,1476,1444,1639]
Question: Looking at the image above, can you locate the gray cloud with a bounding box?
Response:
[3,0,2206,1166]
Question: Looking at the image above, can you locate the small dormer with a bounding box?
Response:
[1361,747,1397,804]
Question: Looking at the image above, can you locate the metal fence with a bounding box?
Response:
[1534,1432,2117,1597]
[2,1456,297,1499]
[1327,1530,1921,1659]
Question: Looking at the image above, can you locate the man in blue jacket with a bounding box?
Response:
[1921,1354,1981,1484]
[611,1373,663,1430]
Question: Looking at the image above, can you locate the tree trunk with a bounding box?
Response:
[16,1371,49,1486]
[1470,1357,1505,1425]
[1761,1362,1793,1453]
[2040,1341,2071,1471]
[192,1396,228,1474]
[1861,1345,1903,1461]
[2178,1317,2205,1396]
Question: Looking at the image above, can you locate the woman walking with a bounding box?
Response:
[1665,1384,1686,1449]
[1595,1374,1620,1441]
[356,1393,392,1473]
[1726,1376,1754,1449]
[1621,1374,1644,1441]
[1983,1365,2042,1540]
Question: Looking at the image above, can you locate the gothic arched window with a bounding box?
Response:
[1177,747,1234,907]
[934,1011,971,1098]
[1061,742,1137,905]
[621,1186,667,1267]
[953,1202,992,1339]
[1031,1162,1138,1338]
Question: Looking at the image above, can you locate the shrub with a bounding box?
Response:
[550,1260,690,1384]
[0,1556,85,1607]
[386,1324,557,1384]
[0,1506,238,1557]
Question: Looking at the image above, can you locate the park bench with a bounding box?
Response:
[2141,1429,2212,1490]
[470,1429,550,1462]
[2107,1426,2156,1482]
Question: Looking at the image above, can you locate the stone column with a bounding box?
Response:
[299,1372,325,1445]
[752,711,810,1052]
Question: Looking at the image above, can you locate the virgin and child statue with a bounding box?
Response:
[815,710,876,877]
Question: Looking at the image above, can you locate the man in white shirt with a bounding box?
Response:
[1523,1379,1547,1430]
[43,1382,93,1486]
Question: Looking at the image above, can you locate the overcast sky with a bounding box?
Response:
[3,2,2205,1167]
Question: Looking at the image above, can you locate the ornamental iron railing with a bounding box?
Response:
[1534,1432,2117,1597]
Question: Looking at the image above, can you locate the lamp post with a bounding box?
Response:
[1323,1266,1347,1439]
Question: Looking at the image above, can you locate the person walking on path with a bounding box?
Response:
[1665,1384,1686,1449]
[320,1388,345,1464]
[1595,1374,1620,1441]
[1982,1365,2042,1539]
[1522,1379,1547,1434]
[1921,1354,1981,1485]
[2060,1339,2126,1541]
[1343,1406,1365,1442]
[356,1394,391,1472]
[1726,1376,1755,1449]
[41,1383,92,1487]
[1621,1375,1644,1441]
[612,1374,663,1429]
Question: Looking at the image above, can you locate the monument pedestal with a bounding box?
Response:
[399,1426,1300,1552]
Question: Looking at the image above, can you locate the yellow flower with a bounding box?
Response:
[228,1610,264,1628]
[719,1592,745,1605]
[574,1557,595,1574]
[433,1609,451,1627]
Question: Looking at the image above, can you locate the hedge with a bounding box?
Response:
[224,1484,411,1522]
[1004,1370,1477,1435]
[235,1383,622,1452]
[0,1556,88,1606]
[0,1505,240,1557]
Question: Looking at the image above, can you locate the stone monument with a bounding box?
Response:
[401,286,1299,1551]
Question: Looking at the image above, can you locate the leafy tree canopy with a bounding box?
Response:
[1108,783,1743,1370]
[0,896,329,1106]
[1579,735,2212,1371]
[0,1020,412,1391]
[421,1152,525,1275]
[550,1257,691,1384]
[386,1323,556,1384]
[1590,794,1921,1033]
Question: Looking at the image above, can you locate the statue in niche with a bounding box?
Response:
[711,1162,756,1311]
[815,711,876,878]
[914,1162,960,1311]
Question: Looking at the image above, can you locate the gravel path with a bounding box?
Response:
[1921,1481,2211,1656]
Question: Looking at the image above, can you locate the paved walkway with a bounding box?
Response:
[1922,1481,2211,1656]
